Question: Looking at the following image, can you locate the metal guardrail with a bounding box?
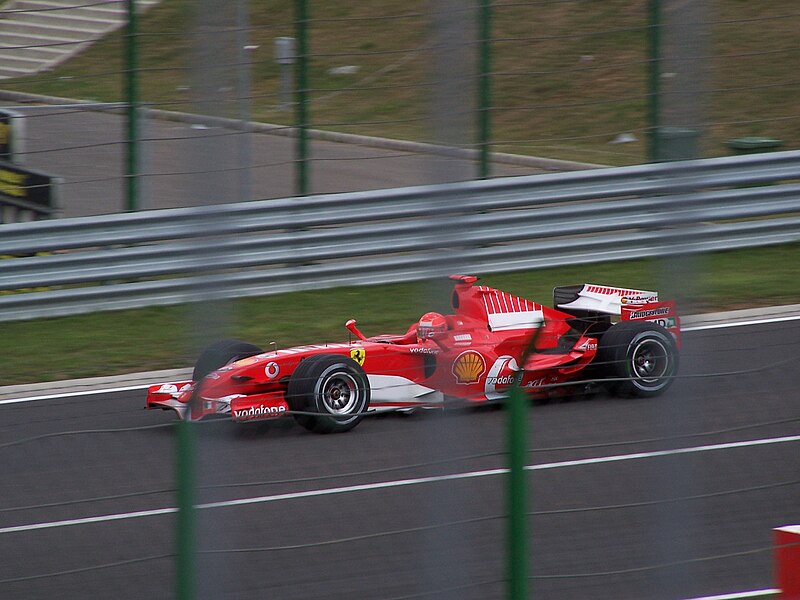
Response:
[1,150,799,321]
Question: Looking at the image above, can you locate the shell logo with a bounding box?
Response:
[452,350,486,385]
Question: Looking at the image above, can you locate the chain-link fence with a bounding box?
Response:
[0,2,798,600]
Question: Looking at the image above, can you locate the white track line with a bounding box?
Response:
[683,590,778,600]
[2,433,798,536]
[0,384,150,406]
[683,313,800,332]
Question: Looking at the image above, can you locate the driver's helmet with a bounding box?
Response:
[417,312,447,343]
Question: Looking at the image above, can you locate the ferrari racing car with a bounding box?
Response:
[147,275,680,433]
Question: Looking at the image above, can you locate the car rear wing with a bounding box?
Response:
[554,283,680,341]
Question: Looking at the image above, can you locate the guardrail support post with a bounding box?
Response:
[477,0,492,179]
[125,0,139,211]
[647,0,661,163]
[294,0,309,196]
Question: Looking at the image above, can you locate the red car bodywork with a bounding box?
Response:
[146,275,680,428]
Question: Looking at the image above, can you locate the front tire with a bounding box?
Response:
[597,321,678,398]
[287,354,371,434]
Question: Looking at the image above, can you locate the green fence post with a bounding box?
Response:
[175,418,196,600]
[507,384,528,600]
[477,0,492,179]
[125,0,139,211]
[295,0,309,196]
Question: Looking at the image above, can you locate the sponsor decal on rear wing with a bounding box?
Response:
[621,299,681,345]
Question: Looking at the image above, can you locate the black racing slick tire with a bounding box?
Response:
[192,339,264,381]
[597,321,679,398]
[287,354,371,434]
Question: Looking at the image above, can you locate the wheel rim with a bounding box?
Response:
[320,371,361,415]
[630,337,670,386]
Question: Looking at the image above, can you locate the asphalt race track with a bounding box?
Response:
[1,318,798,600]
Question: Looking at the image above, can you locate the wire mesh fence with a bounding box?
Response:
[0,1,798,599]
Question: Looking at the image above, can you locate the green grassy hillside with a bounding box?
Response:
[3,0,799,165]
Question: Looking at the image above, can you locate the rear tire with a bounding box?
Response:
[597,321,678,398]
[192,339,264,381]
[287,354,370,434]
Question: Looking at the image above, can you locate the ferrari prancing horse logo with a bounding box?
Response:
[350,347,366,366]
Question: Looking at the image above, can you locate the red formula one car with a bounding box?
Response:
[147,275,680,433]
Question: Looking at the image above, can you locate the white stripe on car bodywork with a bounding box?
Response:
[486,310,544,331]
[367,374,442,409]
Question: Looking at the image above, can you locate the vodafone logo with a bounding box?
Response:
[265,362,280,379]
[233,404,287,421]
[486,374,517,385]
[484,355,521,400]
